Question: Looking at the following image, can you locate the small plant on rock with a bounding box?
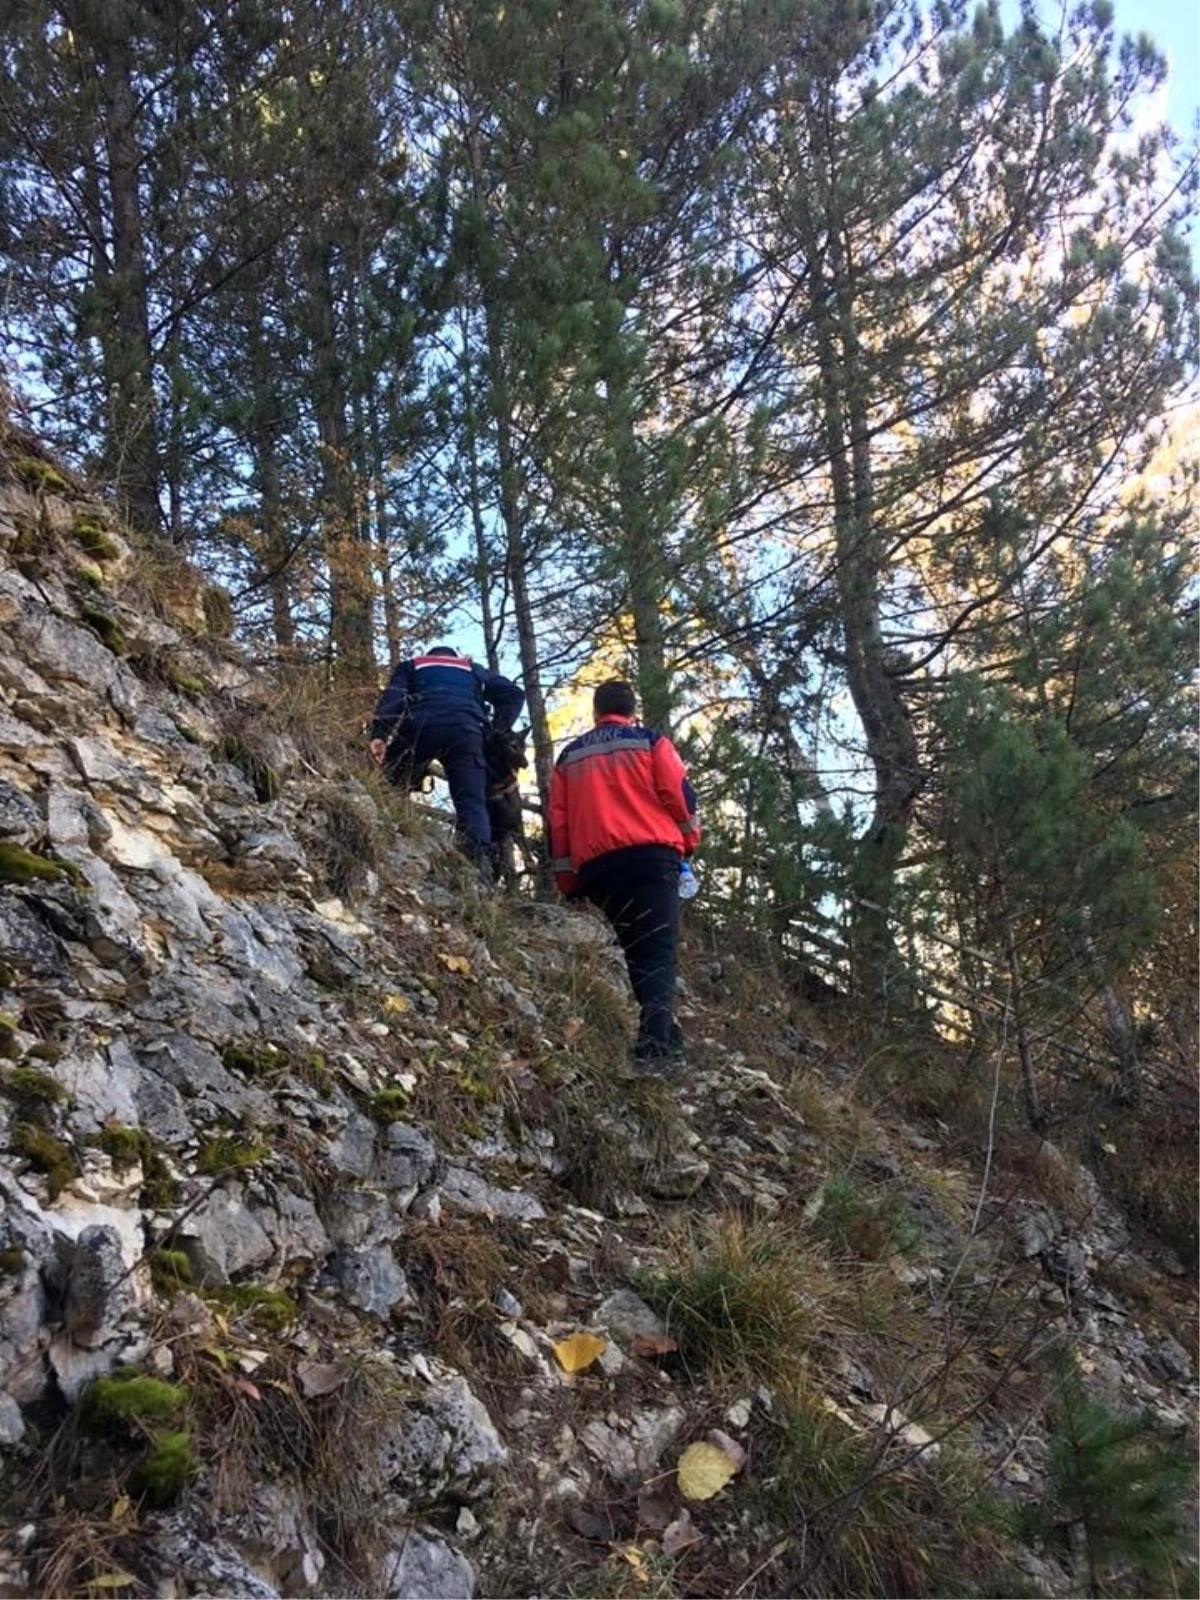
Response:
[636,1215,824,1388]
[1024,1349,1196,1597]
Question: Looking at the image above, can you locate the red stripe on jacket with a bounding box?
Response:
[548,715,700,895]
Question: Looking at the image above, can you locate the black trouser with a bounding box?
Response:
[580,847,681,1053]
[385,717,491,861]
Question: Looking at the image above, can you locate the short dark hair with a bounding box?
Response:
[428,644,458,657]
[594,680,637,719]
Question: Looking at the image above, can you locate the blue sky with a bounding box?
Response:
[1128,0,1199,128]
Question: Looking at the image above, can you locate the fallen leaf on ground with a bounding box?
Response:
[636,1487,674,1531]
[677,1440,737,1500]
[566,1502,616,1542]
[631,1332,679,1358]
[706,1428,746,1469]
[563,1017,585,1043]
[437,952,472,975]
[553,1330,607,1373]
[296,1360,347,1397]
[662,1509,703,1557]
[382,993,411,1015]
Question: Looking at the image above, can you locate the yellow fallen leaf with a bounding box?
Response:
[383,994,411,1015]
[86,1577,138,1592]
[552,1331,607,1373]
[677,1440,737,1500]
[108,1495,133,1524]
[437,952,472,975]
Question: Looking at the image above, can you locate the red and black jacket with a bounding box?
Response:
[548,715,700,895]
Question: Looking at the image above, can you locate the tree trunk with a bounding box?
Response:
[366,386,402,666]
[485,313,552,818]
[459,312,500,672]
[72,0,161,536]
[804,158,919,1002]
[304,235,374,683]
[603,343,671,730]
[1002,908,1046,1133]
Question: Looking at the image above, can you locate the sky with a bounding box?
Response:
[1128,0,1199,129]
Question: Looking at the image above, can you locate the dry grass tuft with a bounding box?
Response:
[634,1214,828,1390]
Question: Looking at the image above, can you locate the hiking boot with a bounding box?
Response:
[631,1041,686,1080]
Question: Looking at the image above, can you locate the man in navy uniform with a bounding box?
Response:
[369,646,524,876]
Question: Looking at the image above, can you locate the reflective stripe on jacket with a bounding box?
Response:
[548,714,700,895]
[371,652,524,737]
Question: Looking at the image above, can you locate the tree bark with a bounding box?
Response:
[802,113,920,1002]
[304,234,374,683]
[69,0,161,536]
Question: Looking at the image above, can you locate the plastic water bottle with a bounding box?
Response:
[678,859,699,900]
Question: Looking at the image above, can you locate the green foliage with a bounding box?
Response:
[130,1430,197,1507]
[0,1013,18,1059]
[0,1245,26,1276]
[201,584,234,637]
[12,1122,74,1197]
[1028,1351,1196,1596]
[0,843,73,886]
[807,1174,926,1262]
[0,1065,68,1110]
[73,514,121,562]
[84,1372,189,1430]
[209,1283,297,1334]
[937,678,1161,984]
[196,1134,268,1175]
[220,1039,286,1078]
[150,1249,194,1295]
[11,454,70,493]
[78,606,129,656]
[635,1217,815,1386]
[217,734,280,803]
[317,786,380,900]
[92,1123,179,1208]
[369,1087,411,1125]
[95,1123,144,1169]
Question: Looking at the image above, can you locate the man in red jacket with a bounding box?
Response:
[549,680,700,1074]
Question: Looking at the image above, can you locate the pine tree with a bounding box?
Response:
[1031,1350,1196,1597]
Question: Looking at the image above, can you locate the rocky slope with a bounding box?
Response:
[0,435,1195,1599]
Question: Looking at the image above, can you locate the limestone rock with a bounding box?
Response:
[379,1375,507,1504]
[439,1166,545,1223]
[181,1187,275,1285]
[0,780,42,843]
[378,1122,438,1209]
[382,1531,474,1600]
[0,1390,24,1445]
[61,1225,133,1347]
[330,1245,411,1318]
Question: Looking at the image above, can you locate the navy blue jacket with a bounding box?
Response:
[371,651,524,740]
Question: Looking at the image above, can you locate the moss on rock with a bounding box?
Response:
[12,1122,74,1198]
[12,455,70,494]
[79,606,129,656]
[131,1429,196,1507]
[150,1249,194,1295]
[74,514,122,563]
[210,1283,297,1334]
[196,1134,268,1175]
[85,1371,189,1430]
[0,843,71,887]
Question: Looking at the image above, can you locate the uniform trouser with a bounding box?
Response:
[581,852,681,1052]
[386,718,491,859]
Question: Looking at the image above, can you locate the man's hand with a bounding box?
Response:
[369,739,387,766]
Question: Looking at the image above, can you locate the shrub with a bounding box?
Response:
[636,1216,821,1387]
